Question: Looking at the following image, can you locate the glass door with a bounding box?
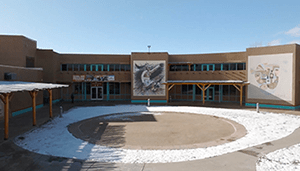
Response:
[206,87,215,101]
[91,86,103,100]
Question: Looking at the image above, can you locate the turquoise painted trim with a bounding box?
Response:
[12,104,44,117]
[131,100,167,103]
[192,85,196,101]
[107,82,110,101]
[84,82,87,100]
[52,99,61,104]
[246,103,300,110]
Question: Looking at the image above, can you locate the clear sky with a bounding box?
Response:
[1,0,300,54]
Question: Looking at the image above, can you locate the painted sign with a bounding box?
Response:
[248,53,293,101]
[133,60,166,96]
[73,75,115,82]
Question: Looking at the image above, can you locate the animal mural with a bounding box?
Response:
[133,61,165,96]
[251,63,280,90]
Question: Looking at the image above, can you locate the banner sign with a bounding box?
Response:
[73,75,115,82]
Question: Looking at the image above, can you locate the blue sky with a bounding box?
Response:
[1,0,300,54]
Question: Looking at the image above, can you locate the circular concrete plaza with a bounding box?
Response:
[14,106,300,163]
[69,111,247,150]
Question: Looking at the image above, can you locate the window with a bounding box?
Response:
[86,83,91,95]
[67,64,73,71]
[103,82,107,94]
[61,64,67,71]
[86,64,91,71]
[79,64,85,71]
[222,64,229,71]
[125,64,131,71]
[114,64,120,71]
[181,65,189,71]
[109,82,120,94]
[237,63,246,70]
[182,85,193,94]
[74,64,80,71]
[170,65,177,71]
[215,64,221,71]
[91,65,97,71]
[73,83,82,94]
[229,63,237,70]
[103,64,108,71]
[26,56,35,67]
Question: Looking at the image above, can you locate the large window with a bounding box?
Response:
[181,85,193,94]
[170,65,189,71]
[171,63,246,71]
[109,82,120,94]
[60,64,131,71]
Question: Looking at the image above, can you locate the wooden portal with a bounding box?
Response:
[165,81,249,107]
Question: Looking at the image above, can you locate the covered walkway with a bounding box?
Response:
[164,80,249,106]
[0,81,68,139]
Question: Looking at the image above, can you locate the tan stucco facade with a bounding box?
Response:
[1,35,300,118]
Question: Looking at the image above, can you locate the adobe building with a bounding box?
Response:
[1,35,300,120]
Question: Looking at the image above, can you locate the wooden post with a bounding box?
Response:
[240,85,243,107]
[48,89,53,118]
[29,91,38,126]
[0,93,10,140]
[202,85,205,104]
[166,84,169,103]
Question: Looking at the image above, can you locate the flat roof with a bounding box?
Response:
[0,81,68,94]
[164,80,249,84]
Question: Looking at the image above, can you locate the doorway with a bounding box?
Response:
[91,86,103,100]
[206,87,215,101]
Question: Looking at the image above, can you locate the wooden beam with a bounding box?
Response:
[47,89,53,118]
[202,85,205,104]
[196,84,204,91]
[203,84,211,91]
[233,84,241,92]
[0,94,4,103]
[3,93,10,140]
[168,84,175,91]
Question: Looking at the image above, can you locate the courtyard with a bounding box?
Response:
[1,102,300,170]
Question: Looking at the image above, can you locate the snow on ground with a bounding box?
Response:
[256,143,300,171]
[14,105,300,163]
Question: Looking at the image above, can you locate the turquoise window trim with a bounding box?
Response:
[107,64,110,71]
[12,104,44,117]
[221,64,223,70]
[84,65,86,71]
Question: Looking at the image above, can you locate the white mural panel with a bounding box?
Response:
[248,53,293,101]
[133,60,166,96]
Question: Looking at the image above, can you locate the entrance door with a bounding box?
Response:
[206,87,214,101]
[91,86,103,100]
